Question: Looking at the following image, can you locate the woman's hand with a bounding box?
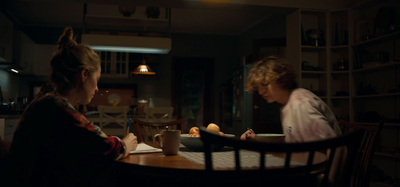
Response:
[240,129,256,140]
[122,133,138,157]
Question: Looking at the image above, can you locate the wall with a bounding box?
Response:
[130,33,240,124]
[10,15,284,125]
[239,14,288,60]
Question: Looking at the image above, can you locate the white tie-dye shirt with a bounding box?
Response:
[281,88,342,143]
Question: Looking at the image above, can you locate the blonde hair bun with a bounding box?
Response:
[57,27,77,50]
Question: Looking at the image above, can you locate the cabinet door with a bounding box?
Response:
[99,51,129,78]
[0,13,14,62]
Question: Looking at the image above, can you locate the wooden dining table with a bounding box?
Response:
[120,143,327,170]
[115,143,328,186]
[121,151,205,169]
[119,146,327,170]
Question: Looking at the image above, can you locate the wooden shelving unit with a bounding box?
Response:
[287,9,351,121]
[349,0,400,185]
[288,3,400,184]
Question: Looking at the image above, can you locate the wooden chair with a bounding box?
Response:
[98,105,129,138]
[134,118,185,143]
[143,106,174,122]
[339,120,384,187]
[199,127,364,186]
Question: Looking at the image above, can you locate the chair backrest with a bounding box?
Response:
[339,120,383,187]
[199,127,364,186]
[98,105,129,137]
[143,106,174,122]
[134,118,185,143]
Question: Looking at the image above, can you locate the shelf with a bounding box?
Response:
[331,96,350,99]
[353,31,400,47]
[301,46,327,50]
[353,92,400,99]
[375,152,400,159]
[354,122,400,127]
[352,61,400,73]
[330,45,349,49]
[331,70,349,74]
[302,70,326,74]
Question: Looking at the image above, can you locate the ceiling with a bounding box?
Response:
[2,0,358,44]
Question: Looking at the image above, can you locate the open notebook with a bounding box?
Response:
[130,143,162,154]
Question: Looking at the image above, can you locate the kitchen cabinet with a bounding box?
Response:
[0,13,14,63]
[84,5,170,34]
[349,0,400,185]
[98,51,130,78]
[16,30,54,76]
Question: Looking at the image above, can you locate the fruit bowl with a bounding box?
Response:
[180,134,234,152]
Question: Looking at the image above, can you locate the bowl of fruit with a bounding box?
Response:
[180,123,233,152]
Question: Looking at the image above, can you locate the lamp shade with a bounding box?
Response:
[81,34,171,54]
[132,60,156,75]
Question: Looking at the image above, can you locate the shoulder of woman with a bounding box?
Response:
[287,88,311,104]
[25,93,71,114]
[292,88,322,102]
[284,88,323,111]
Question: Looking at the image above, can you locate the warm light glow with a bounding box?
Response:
[132,60,156,75]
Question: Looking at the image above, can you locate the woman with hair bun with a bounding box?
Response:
[8,27,138,186]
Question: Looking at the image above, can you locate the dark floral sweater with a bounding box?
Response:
[8,93,125,186]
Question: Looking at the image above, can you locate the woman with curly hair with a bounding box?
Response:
[241,56,342,143]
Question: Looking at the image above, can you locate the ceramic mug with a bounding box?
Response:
[154,130,181,155]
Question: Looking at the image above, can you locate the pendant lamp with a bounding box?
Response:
[132,59,156,75]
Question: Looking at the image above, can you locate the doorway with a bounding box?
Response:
[172,57,214,132]
[251,38,286,133]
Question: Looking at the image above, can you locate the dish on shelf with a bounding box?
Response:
[108,94,121,106]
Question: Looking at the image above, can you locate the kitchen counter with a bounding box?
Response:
[0,114,22,119]
[0,117,20,142]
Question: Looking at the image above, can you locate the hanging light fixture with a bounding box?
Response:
[132,56,156,75]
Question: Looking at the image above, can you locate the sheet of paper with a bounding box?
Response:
[130,143,162,154]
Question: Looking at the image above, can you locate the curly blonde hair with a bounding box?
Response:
[246,56,298,93]
[50,27,100,95]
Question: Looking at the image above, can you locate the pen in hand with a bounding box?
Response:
[127,118,132,134]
